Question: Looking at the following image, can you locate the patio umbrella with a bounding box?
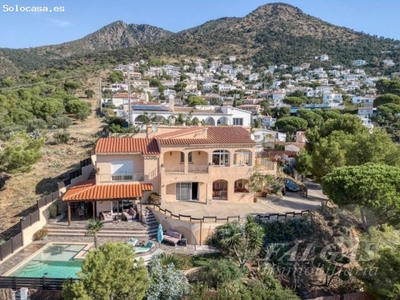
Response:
[157,223,163,244]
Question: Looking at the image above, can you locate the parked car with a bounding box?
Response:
[284,178,300,192]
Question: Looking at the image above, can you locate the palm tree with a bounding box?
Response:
[215,215,264,268]
[86,219,104,248]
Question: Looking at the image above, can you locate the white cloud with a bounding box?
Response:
[46,18,71,27]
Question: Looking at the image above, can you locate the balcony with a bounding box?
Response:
[97,173,144,183]
[164,166,184,173]
[188,165,209,173]
[164,165,209,174]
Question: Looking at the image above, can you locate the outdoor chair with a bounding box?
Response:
[128,237,138,247]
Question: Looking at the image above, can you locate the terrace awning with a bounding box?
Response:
[62,180,153,202]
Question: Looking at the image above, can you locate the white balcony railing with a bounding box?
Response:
[98,173,144,182]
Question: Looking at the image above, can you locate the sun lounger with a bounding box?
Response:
[128,237,138,247]
[134,241,155,253]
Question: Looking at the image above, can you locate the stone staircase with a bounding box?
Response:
[45,214,158,240]
[142,208,158,227]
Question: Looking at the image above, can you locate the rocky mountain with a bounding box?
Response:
[156,3,399,67]
[1,3,400,76]
[0,21,173,75]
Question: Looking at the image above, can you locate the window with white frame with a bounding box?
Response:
[111,160,134,181]
[212,150,230,166]
[233,118,243,125]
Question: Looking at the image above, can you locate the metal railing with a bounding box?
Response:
[0,276,75,290]
[188,165,209,173]
[147,204,310,224]
[164,166,184,173]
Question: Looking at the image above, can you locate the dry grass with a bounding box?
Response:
[0,72,109,236]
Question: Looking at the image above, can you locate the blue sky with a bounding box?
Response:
[1,0,399,48]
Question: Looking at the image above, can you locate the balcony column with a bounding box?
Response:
[67,202,71,226]
[206,182,213,203]
[184,152,189,174]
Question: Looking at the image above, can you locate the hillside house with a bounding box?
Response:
[61,127,278,224]
[352,60,367,67]
[358,107,376,118]
[352,95,375,107]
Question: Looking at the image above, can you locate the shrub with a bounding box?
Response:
[53,116,72,129]
[26,118,47,133]
[53,131,70,144]
[198,259,245,289]
[76,110,90,121]
[148,193,161,205]
[33,228,49,240]
[159,253,193,270]
[49,205,58,218]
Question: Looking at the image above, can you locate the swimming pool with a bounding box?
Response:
[8,244,87,278]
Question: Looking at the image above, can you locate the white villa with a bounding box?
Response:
[118,101,253,127]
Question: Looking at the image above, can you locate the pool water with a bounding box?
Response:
[9,244,85,278]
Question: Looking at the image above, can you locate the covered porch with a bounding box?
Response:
[62,179,153,225]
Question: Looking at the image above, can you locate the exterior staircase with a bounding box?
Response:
[87,169,96,180]
[142,208,158,227]
[45,216,158,240]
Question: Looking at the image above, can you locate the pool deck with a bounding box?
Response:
[0,236,217,276]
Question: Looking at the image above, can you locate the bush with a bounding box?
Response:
[76,110,90,121]
[198,259,246,289]
[146,256,189,300]
[148,193,161,205]
[159,253,193,270]
[26,118,47,133]
[33,228,49,240]
[53,116,72,129]
[53,131,70,144]
[49,205,58,218]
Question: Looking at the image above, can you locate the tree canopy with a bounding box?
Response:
[297,109,324,128]
[373,93,400,107]
[376,78,400,96]
[62,242,149,300]
[357,225,400,299]
[360,246,400,299]
[296,114,400,179]
[0,132,45,173]
[146,256,189,300]
[208,215,265,268]
[322,163,400,230]
[282,96,305,106]
[187,95,208,107]
[275,117,308,135]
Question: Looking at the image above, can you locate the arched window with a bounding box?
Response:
[234,179,249,193]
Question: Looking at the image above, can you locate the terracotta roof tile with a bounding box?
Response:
[62,180,153,201]
[154,127,204,139]
[156,127,256,146]
[95,138,159,154]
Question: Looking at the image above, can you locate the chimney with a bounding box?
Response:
[168,95,175,112]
